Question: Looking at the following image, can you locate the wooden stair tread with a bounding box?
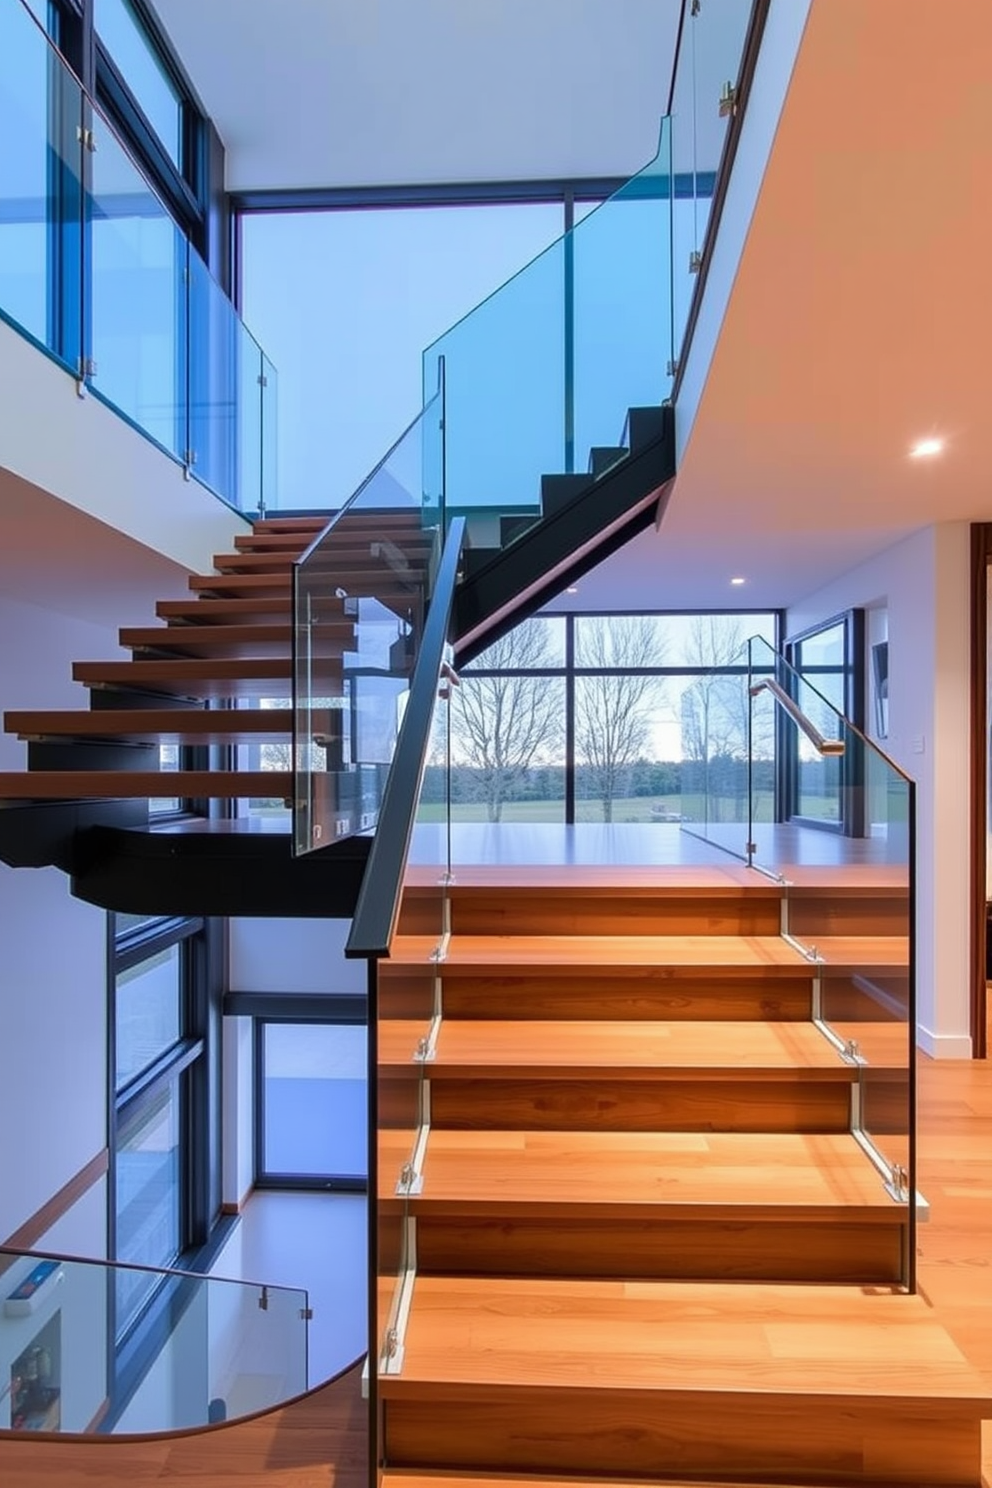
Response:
[389,934,811,973]
[387,1277,987,1403]
[380,1019,854,1077]
[383,1130,901,1218]
[156,597,295,621]
[381,1476,821,1488]
[189,573,293,594]
[249,515,330,533]
[0,770,291,799]
[4,708,296,742]
[119,622,351,658]
[71,657,341,698]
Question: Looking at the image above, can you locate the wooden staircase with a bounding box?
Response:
[376,867,989,1487]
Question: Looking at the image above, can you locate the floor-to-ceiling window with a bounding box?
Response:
[236,188,618,512]
[445,609,778,825]
[110,912,214,1338]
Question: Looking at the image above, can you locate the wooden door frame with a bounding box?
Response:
[969,524,990,1059]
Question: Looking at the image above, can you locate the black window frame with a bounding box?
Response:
[251,1008,369,1195]
[782,608,866,836]
[108,913,212,1340]
[90,0,208,251]
[455,607,783,826]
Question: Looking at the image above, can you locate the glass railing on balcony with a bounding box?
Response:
[0,1246,307,1434]
[292,390,446,855]
[669,0,754,357]
[680,633,917,1287]
[0,0,276,514]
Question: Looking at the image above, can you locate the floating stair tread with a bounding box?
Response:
[385,1131,902,1220]
[119,622,351,658]
[189,573,293,594]
[0,770,291,800]
[71,657,341,699]
[381,1476,823,1488]
[4,708,297,743]
[379,1019,854,1079]
[249,515,330,533]
[211,551,296,573]
[389,934,810,974]
[156,597,296,622]
[73,656,302,682]
[387,1276,988,1405]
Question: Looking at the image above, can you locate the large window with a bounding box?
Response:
[239,199,587,510]
[110,914,210,1338]
[95,0,184,170]
[455,610,778,825]
[257,1022,367,1186]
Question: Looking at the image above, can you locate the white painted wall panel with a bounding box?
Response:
[787,522,972,1058]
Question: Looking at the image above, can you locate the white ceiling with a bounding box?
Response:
[570,0,992,612]
[151,0,680,191]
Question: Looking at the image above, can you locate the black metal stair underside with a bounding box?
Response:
[453,405,675,663]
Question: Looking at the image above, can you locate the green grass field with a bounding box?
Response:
[416,793,788,825]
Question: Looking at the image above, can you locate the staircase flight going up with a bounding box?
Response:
[376,867,988,1488]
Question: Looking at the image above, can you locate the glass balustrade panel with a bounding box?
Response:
[0,1,84,372]
[669,0,753,359]
[293,393,444,856]
[88,103,186,461]
[746,635,916,1287]
[0,1247,308,1433]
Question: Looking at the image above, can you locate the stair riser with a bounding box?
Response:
[417,973,814,1021]
[382,1393,980,1486]
[399,893,782,937]
[788,897,910,938]
[423,1077,852,1133]
[412,1215,905,1285]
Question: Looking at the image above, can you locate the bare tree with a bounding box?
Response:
[450,620,562,822]
[679,618,773,821]
[573,616,666,823]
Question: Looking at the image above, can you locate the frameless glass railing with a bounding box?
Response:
[343,520,462,1383]
[418,0,756,544]
[423,120,674,541]
[669,0,755,358]
[680,634,917,1286]
[0,1246,307,1434]
[292,392,446,855]
[0,0,276,513]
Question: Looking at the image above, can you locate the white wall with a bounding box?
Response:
[229,918,366,995]
[0,594,116,1246]
[0,318,248,576]
[787,522,972,1057]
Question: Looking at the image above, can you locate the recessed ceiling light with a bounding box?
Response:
[730,576,746,586]
[909,437,944,459]
[566,586,579,595]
